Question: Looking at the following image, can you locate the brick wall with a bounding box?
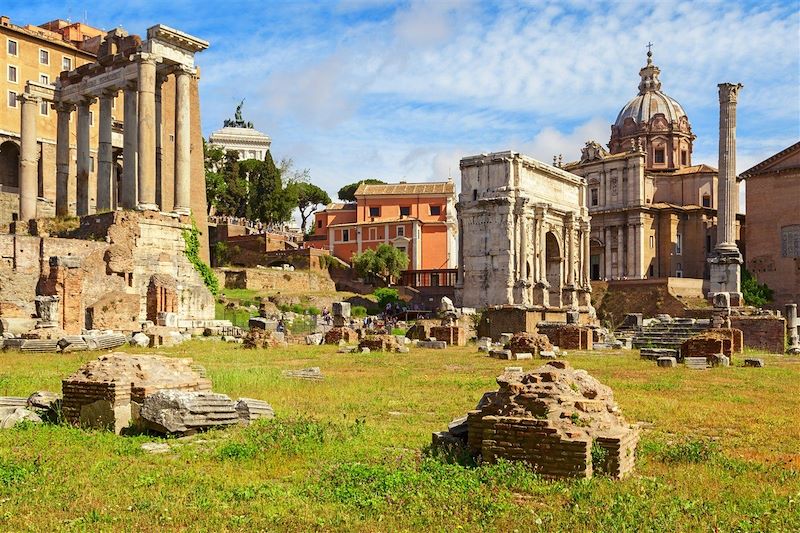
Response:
[217,267,336,294]
[730,316,785,353]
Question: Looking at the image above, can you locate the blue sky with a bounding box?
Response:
[5,0,800,204]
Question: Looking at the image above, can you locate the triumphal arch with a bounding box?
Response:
[456,151,592,314]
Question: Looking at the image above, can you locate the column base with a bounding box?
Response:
[173,206,191,216]
[136,203,159,212]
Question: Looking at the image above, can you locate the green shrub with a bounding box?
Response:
[741,268,773,307]
[212,241,230,267]
[351,305,367,317]
[373,287,400,309]
[182,221,220,296]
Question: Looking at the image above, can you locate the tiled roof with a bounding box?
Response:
[323,203,357,211]
[666,164,718,176]
[740,141,800,178]
[355,181,455,196]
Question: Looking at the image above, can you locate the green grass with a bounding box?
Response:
[0,344,799,531]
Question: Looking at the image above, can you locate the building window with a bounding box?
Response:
[706,235,712,253]
[681,150,688,166]
[649,264,655,277]
[90,156,95,172]
[400,206,410,217]
[781,225,800,257]
[342,229,349,242]
[90,111,94,126]
[7,65,17,83]
[62,56,72,71]
[40,101,49,116]
[369,227,377,240]
[702,194,711,208]
[39,74,49,85]
[649,235,655,249]
[317,220,322,229]
[39,49,49,65]
[472,189,477,201]
[369,206,380,217]
[675,233,682,255]
[676,263,683,278]
[590,188,599,206]
[430,205,441,216]
[7,90,17,108]
[654,148,665,164]
[396,226,405,237]
[7,39,18,56]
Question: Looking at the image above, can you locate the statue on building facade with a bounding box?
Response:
[224,99,254,128]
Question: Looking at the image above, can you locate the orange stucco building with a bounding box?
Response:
[308,181,458,270]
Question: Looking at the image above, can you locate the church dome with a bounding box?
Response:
[613,50,688,128]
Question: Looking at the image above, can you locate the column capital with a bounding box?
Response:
[718,82,743,104]
[52,101,75,113]
[99,88,118,99]
[124,80,138,92]
[133,52,160,65]
[78,95,97,107]
[173,64,197,77]
[17,93,41,104]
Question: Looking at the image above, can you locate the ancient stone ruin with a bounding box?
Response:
[62,353,212,433]
[434,361,639,479]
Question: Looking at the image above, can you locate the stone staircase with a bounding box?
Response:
[630,317,711,360]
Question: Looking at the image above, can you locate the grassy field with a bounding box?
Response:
[1,342,799,531]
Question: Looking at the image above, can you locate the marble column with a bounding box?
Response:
[716,83,743,252]
[173,66,192,215]
[519,212,528,281]
[604,226,612,279]
[786,304,799,350]
[18,93,39,222]
[121,83,138,209]
[566,218,575,286]
[538,209,547,283]
[154,74,165,209]
[96,91,115,211]
[54,102,74,217]
[616,226,624,279]
[137,54,158,211]
[76,98,95,216]
[582,222,591,286]
[627,223,636,278]
[634,223,643,279]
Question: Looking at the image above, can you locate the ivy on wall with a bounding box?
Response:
[182,221,220,296]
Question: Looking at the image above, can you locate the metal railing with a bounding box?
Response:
[399,268,458,287]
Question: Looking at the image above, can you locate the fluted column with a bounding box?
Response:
[18,93,39,222]
[76,97,95,216]
[96,91,115,211]
[137,54,158,211]
[121,83,138,209]
[604,226,612,279]
[716,83,743,252]
[173,66,193,215]
[635,223,643,279]
[54,102,74,217]
[537,208,547,283]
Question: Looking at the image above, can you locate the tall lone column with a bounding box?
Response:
[54,102,74,217]
[96,92,115,211]
[154,74,165,209]
[566,217,575,286]
[616,226,624,279]
[76,98,95,216]
[716,83,743,252]
[173,66,192,215]
[709,82,744,304]
[604,227,612,279]
[137,54,158,211]
[121,83,138,209]
[18,93,39,222]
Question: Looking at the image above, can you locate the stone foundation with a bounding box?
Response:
[537,323,593,350]
[430,326,467,347]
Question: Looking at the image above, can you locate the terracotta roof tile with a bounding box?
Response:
[355,181,455,196]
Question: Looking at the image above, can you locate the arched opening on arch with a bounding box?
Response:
[545,231,562,307]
